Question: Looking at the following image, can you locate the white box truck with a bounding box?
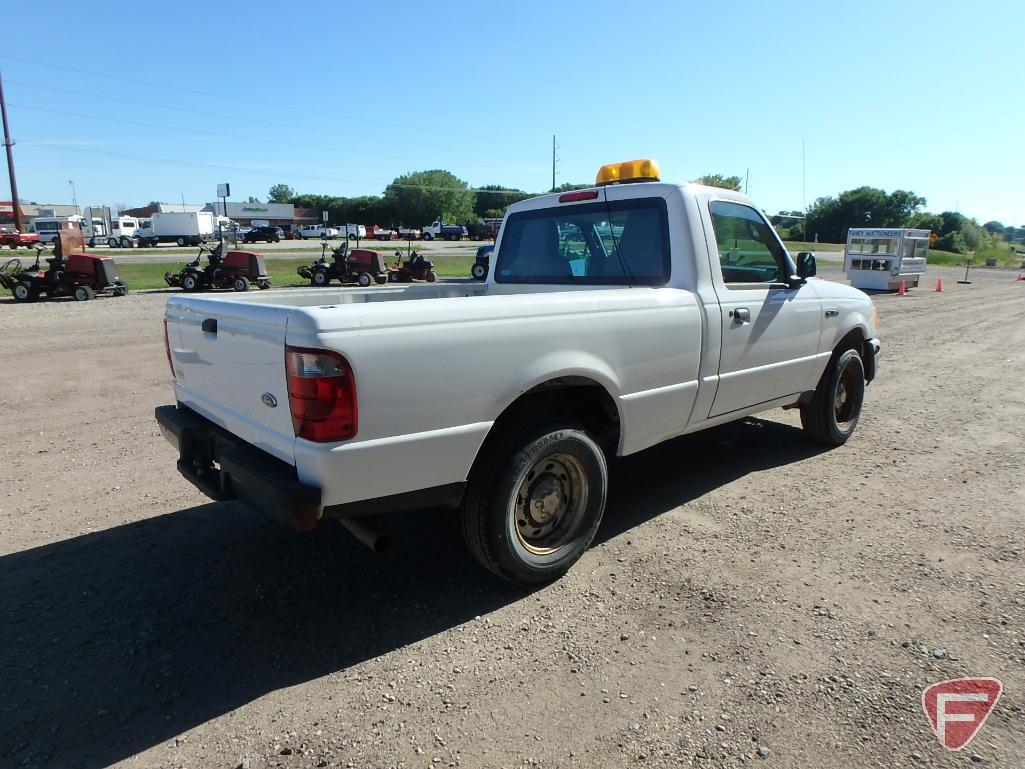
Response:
[139,212,218,247]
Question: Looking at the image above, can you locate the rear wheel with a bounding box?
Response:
[107,237,119,248]
[800,347,865,445]
[120,236,133,249]
[233,276,250,292]
[181,274,200,292]
[176,237,188,247]
[73,285,95,301]
[312,270,330,287]
[357,272,372,287]
[471,262,487,280]
[460,419,608,584]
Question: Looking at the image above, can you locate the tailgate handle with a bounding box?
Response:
[201,318,217,334]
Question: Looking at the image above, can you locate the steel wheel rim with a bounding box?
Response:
[834,362,860,425]
[513,451,588,555]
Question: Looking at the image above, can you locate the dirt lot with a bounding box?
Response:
[1,263,1023,769]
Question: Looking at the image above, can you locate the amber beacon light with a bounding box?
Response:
[595,159,661,186]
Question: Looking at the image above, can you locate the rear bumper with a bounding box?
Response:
[155,404,322,530]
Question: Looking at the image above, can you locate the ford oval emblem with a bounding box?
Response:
[261,392,278,408]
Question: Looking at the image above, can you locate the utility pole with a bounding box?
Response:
[549,134,557,192]
[801,138,807,241]
[68,180,77,210]
[0,70,24,232]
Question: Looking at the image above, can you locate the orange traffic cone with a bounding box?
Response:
[897,279,906,296]
[935,277,943,292]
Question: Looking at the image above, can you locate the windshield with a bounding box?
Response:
[494,197,670,285]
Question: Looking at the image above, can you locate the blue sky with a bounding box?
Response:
[2,0,1021,225]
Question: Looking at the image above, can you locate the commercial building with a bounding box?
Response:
[1,202,81,229]
[204,202,295,226]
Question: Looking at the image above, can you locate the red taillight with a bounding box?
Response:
[285,346,358,442]
[162,319,176,378]
[559,189,599,203]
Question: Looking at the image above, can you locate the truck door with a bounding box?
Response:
[704,200,821,417]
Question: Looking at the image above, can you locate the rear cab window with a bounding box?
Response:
[495,197,670,285]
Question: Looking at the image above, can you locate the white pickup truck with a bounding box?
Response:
[156,159,879,584]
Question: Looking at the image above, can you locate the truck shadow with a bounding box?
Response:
[1,417,825,769]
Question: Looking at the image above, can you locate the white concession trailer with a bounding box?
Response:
[843,228,930,291]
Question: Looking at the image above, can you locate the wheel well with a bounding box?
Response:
[483,378,621,457]
[836,327,865,357]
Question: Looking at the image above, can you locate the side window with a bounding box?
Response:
[709,201,787,286]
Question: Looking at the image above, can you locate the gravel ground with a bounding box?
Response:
[1,263,1023,769]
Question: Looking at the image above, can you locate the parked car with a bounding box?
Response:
[300,225,339,239]
[156,158,880,585]
[243,225,284,243]
[0,228,40,249]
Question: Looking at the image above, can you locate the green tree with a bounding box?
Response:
[473,184,529,218]
[982,220,1005,236]
[692,174,743,191]
[246,196,261,203]
[383,170,474,226]
[267,184,296,203]
[805,187,926,242]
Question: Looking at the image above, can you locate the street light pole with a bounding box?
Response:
[68,180,78,211]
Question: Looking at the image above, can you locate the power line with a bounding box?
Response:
[17,140,534,196]
[3,77,541,166]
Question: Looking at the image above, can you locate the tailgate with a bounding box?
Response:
[166,297,297,464]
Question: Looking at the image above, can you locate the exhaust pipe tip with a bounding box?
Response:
[339,517,390,553]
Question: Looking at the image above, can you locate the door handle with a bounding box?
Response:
[824,309,839,318]
[730,307,751,323]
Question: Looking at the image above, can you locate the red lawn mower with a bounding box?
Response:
[296,241,388,287]
[0,232,128,303]
[164,242,271,292]
[387,248,437,283]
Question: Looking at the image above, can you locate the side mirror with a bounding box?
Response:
[796,251,817,278]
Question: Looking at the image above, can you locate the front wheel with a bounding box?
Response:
[357,272,372,288]
[181,274,199,292]
[233,276,250,292]
[800,347,865,445]
[312,270,330,287]
[422,232,434,241]
[471,262,487,280]
[461,419,608,584]
[425,270,437,283]
[13,282,38,303]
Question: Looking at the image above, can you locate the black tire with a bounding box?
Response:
[425,270,437,283]
[312,270,330,287]
[348,233,357,240]
[423,232,434,241]
[13,282,38,303]
[182,274,200,292]
[114,281,129,296]
[120,236,133,249]
[107,237,119,248]
[374,274,387,285]
[176,237,188,247]
[233,276,250,292]
[461,419,608,584]
[357,272,372,288]
[800,347,866,445]
[73,285,95,301]
[471,262,487,280]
